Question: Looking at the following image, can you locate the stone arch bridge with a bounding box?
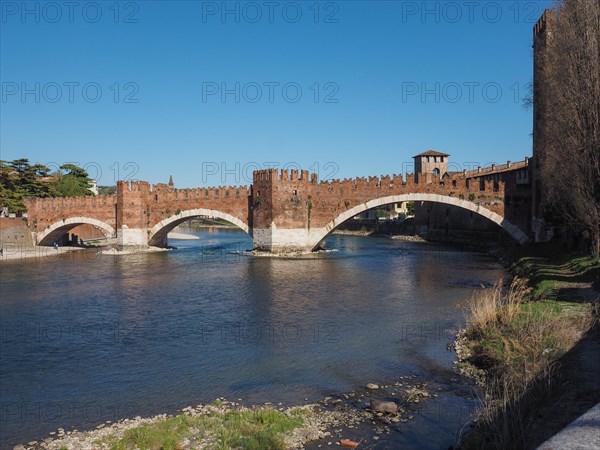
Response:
[24,164,531,253]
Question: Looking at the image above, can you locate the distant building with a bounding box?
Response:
[88,179,99,196]
[354,202,411,221]
[353,149,451,221]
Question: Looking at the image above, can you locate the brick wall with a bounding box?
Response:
[23,195,117,232]
[114,181,250,230]
[253,168,509,231]
[22,160,532,247]
[0,217,34,248]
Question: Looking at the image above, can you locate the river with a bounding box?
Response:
[0,229,509,449]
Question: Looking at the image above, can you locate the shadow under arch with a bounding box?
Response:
[37,217,116,246]
[309,193,529,251]
[148,208,250,247]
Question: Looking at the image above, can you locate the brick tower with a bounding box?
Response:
[531,9,554,240]
[413,149,449,183]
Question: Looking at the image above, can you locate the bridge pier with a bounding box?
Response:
[252,226,315,253]
[116,226,149,249]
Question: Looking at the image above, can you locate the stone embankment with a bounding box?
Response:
[0,246,86,263]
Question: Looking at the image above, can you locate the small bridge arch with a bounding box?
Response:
[36,217,116,246]
[308,193,529,251]
[148,208,250,247]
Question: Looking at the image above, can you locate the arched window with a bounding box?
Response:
[432,168,440,177]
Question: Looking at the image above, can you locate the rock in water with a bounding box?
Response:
[366,383,379,390]
[370,398,398,413]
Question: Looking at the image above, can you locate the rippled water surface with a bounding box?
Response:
[0,229,508,449]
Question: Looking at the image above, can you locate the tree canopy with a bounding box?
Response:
[0,159,96,214]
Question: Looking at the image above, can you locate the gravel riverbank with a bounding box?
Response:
[14,377,438,450]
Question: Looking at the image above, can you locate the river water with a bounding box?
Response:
[0,229,508,449]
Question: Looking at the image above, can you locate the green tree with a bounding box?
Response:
[0,184,25,213]
[20,163,57,198]
[8,158,31,175]
[375,208,389,219]
[0,159,94,214]
[59,163,89,179]
[0,159,57,213]
[55,164,93,197]
[98,185,117,195]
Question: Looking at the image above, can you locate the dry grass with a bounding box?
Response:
[461,278,596,449]
[465,278,526,338]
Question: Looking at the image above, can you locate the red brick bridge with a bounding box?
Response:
[23,153,532,252]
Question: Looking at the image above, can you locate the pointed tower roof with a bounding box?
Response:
[168,175,174,187]
[413,149,450,158]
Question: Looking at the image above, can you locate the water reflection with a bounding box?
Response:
[0,231,506,449]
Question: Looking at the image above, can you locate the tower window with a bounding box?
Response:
[432,168,440,176]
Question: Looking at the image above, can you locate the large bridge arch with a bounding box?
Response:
[148,208,250,247]
[308,193,529,251]
[36,217,116,246]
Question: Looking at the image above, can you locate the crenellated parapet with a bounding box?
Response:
[114,180,251,247]
[22,157,531,251]
[534,8,554,40]
[253,168,312,183]
[253,167,509,232]
[23,194,117,232]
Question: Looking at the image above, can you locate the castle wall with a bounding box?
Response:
[249,163,532,251]
[116,181,250,247]
[531,9,555,239]
[22,160,532,252]
[23,195,117,232]
[0,217,34,250]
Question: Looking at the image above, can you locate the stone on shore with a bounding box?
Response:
[369,399,398,413]
[366,383,379,390]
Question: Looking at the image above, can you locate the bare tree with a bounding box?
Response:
[539,0,600,254]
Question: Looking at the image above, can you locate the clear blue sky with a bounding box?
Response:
[0,0,554,187]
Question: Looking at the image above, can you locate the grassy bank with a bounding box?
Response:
[458,251,599,449]
[47,402,315,450]
[98,405,307,450]
[37,378,434,450]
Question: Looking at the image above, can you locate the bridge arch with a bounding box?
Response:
[308,193,529,250]
[148,208,250,247]
[36,217,116,246]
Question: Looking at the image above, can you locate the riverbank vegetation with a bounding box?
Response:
[98,406,307,450]
[458,251,599,449]
[32,377,434,449]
